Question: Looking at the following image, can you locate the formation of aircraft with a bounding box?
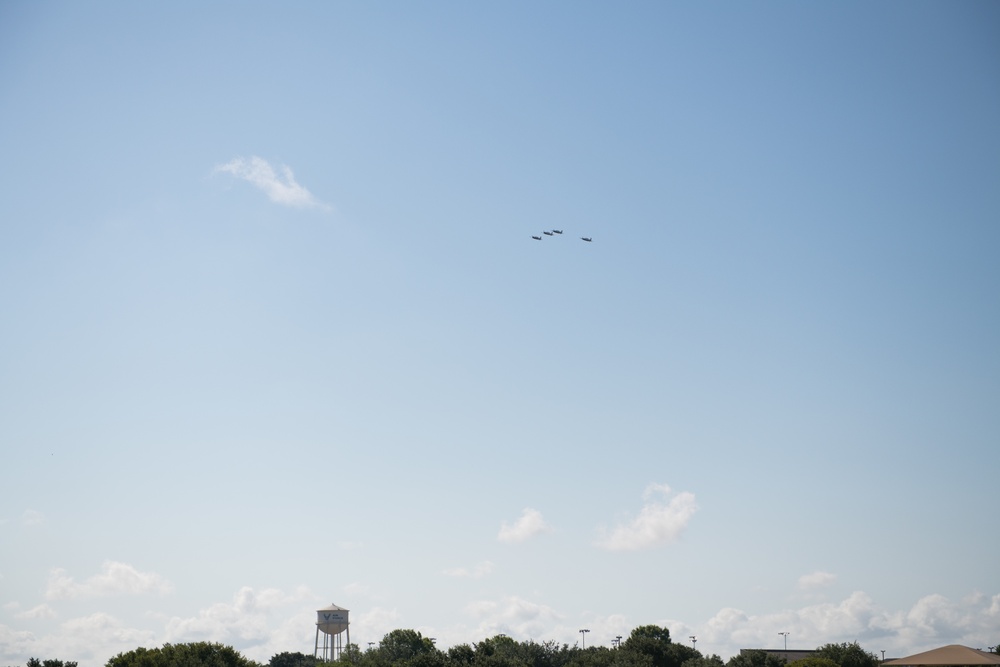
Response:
[530,230,592,242]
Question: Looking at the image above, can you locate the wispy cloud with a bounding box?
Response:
[45,561,174,599]
[798,570,837,590]
[594,483,698,551]
[214,156,330,210]
[498,508,550,544]
[443,561,495,579]
[23,509,45,526]
[15,604,56,620]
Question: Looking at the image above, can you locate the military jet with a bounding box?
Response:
[581,237,593,242]
[531,235,542,240]
[552,230,563,234]
[543,231,554,236]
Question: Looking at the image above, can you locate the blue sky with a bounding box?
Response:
[1,2,998,666]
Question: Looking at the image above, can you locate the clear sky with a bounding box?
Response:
[1,2,998,666]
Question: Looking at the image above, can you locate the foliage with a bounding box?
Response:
[682,655,726,667]
[84,625,883,667]
[106,642,262,667]
[812,643,879,667]
[376,629,438,664]
[724,650,787,667]
[619,626,696,667]
[27,660,79,667]
[787,658,839,667]
[271,653,318,667]
[620,626,671,667]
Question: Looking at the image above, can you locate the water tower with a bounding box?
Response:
[314,603,350,662]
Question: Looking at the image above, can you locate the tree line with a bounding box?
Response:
[13,626,888,667]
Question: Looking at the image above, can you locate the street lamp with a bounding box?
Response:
[580,629,590,649]
[690,637,697,651]
[778,633,789,651]
[615,636,623,649]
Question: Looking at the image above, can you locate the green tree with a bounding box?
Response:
[106,642,262,667]
[271,653,318,667]
[725,650,787,667]
[472,636,530,667]
[621,626,682,667]
[787,658,839,667]
[338,646,363,665]
[370,630,439,667]
[813,643,878,667]
[28,660,78,667]
[447,645,475,667]
[682,655,725,667]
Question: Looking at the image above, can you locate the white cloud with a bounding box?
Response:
[443,561,495,579]
[23,510,45,526]
[164,586,309,644]
[4,578,998,667]
[45,561,174,599]
[214,156,330,210]
[594,483,698,551]
[688,591,1000,660]
[345,582,371,597]
[464,595,564,640]
[498,508,550,544]
[15,604,55,620]
[798,571,837,590]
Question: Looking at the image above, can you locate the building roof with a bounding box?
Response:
[884,646,1000,666]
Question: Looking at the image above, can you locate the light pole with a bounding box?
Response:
[690,637,697,651]
[580,629,590,649]
[615,636,623,649]
[779,633,789,651]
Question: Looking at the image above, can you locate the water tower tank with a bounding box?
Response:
[316,604,349,636]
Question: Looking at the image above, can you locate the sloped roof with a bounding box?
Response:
[885,646,1000,666]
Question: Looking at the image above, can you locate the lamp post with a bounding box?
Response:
[690,637,697,651]
[615,636,623,649]
[881,651,885,663]
[779,633,789,651]
[580,629,590,649]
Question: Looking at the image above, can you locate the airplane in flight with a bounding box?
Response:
[581,237,592,242]
[552,229,563,234]
[531,235,542,240]
[543,231,554,236]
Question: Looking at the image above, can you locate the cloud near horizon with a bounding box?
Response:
[594,483,697,551]
[214,156,330,210]
[498,508,550,544]
[2,583,998,667]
